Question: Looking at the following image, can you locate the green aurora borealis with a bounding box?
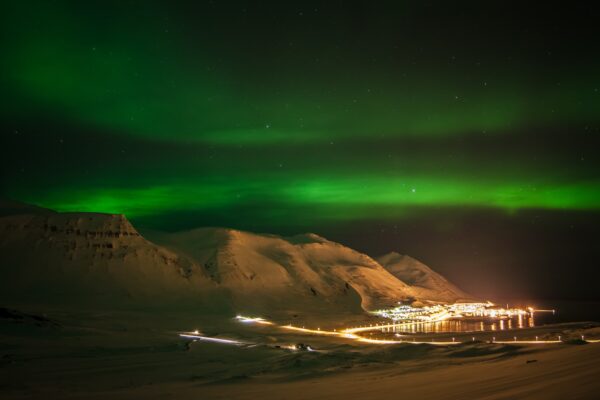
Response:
[2,2,599,227]
[2,1,600,299]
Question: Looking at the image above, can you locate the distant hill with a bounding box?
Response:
[0,202,471,315]
[0,199,54,217]
[377,252,472,303]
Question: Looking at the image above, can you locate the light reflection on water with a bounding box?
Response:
[379,314,551,334]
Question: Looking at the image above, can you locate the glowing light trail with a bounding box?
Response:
[235,314,461,345]
[280,324,342,336]
[179,333,244,346]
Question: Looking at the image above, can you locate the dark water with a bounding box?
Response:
[388,315,538,334]
[496,299,600,323]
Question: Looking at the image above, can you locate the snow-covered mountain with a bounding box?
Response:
[0,201,471,314]
[377,252,472,303]
[145,228,414,312]
[0,202,218,309]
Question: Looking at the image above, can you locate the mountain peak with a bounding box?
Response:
[286,232,329,244]
[377,252,472,303]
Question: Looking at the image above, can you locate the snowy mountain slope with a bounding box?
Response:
[145,228,415,311]
[0,201,472,313]
[377,252,472,303]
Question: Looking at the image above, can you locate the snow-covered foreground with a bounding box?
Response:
[197,343,600,400]
[1,307,599,399]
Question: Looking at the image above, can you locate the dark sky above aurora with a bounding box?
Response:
[1,1,599,300]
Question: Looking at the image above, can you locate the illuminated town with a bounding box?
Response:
[371,302,532,324]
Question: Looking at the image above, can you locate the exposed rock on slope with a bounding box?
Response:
[0,208,216,308]
[377,252,472,303]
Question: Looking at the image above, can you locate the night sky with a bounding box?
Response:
[1,2,599,301]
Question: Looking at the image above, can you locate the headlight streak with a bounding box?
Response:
[179,333,245,346]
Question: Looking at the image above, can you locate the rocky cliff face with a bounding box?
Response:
[0,209,214,308]
[2,212,140,255]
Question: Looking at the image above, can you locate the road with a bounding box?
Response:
[179,315,599,347]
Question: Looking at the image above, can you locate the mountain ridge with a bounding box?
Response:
[377,251,472,303]
[0,202,472,314]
